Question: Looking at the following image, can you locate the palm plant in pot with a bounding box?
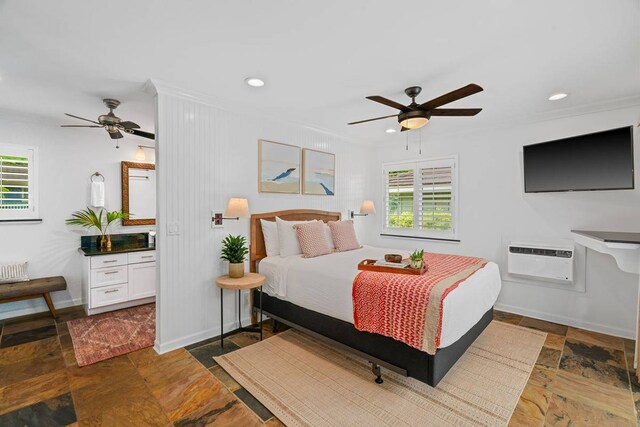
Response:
[66,207,129,250]
[409,249,425,270]
[221,235,249,278]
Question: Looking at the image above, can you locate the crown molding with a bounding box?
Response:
[144,78,369,146]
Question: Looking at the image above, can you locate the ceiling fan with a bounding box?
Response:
[61,99,155,147]
[348,83,483,131]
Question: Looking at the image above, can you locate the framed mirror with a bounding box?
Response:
[121,161,156,226]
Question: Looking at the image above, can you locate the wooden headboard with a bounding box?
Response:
[249,209,341,272]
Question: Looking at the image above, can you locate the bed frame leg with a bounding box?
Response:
[272,319,279,333]
[370,362,383,384]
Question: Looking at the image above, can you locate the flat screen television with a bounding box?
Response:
[523,126,634,193]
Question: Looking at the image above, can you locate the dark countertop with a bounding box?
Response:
[571,230,640,244]
[79,244,155,256]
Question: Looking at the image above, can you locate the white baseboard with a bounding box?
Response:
[154,316,254,354]
[494,302,635,340]
[0,297,84,321]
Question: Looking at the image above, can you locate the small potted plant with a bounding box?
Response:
[409,249,425,270]
[221,235,249,278]
[66,207,129,250]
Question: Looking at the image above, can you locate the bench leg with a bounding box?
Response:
[42,293,57,319]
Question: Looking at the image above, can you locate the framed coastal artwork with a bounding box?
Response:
[258,140,301,194]
[302,149,335,195]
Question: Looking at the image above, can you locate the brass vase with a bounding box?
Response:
[228,263,244,278]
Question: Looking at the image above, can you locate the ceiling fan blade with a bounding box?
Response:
[108,129,124,140]
[65,113,100,125]
[60,125,103,128]
[430,108,482,116]
[348,114,397,125]
[366,96,412,112]
[419,84,483,110]
[400,127,410,132]
[118,121,140,129]
[127,128,155,140]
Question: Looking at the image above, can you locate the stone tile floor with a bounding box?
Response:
[0,306,638,426]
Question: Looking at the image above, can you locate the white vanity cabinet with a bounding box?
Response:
[82,250,156,315]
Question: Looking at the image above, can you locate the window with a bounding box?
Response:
[383,156,458,240]
[0,144,38,220]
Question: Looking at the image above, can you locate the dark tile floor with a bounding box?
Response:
[0,307,637,426]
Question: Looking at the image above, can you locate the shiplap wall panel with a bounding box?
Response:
[153,85,375,351]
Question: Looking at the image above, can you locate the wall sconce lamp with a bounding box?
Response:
[350,200,376,219]
[213,198,250,225]
[135,145,155,161]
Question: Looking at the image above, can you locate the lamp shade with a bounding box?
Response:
[135,146,146,161]
[359,200,376,215]
[225,198,250,218]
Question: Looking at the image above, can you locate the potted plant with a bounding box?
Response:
[409,249,425,269]
[66,207,129,250]
[221,235,249,278]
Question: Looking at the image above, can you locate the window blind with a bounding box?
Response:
[0,155,30,211]
[382,156,457,239]
[0,145,37,220]
[418,165,453,232]
[385,168,414,229]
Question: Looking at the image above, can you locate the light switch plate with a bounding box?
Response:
[167,223,180,235]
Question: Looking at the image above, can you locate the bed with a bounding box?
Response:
[249,209,501,386]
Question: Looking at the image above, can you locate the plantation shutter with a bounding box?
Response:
[382,156,458,239]
[418,161,454,233]
[0,145,37,219]
[384,167,414,229]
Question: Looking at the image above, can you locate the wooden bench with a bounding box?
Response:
[0,276,67,319]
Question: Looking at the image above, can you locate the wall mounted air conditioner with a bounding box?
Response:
[507,242,574,283]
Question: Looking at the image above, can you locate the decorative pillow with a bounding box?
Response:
[276,217,317,257]
[260,219,280,257]
[323,223,336,249]
[294,221,333,258]
[328,220,361,252]
[0,261,29,283]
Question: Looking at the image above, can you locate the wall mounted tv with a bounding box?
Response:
[523,126,634,193]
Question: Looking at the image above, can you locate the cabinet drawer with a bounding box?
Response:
[91,266,127,288]
[91,283,128,308]
[128,251,156,264]
[90,253,128,269]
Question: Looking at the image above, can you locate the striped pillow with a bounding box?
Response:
[293,221,333,258]
[0,261,29,283]
[328,220,361,252]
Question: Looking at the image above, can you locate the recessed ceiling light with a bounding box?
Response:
[245,77,265,87]
[548,93,568,101]
[385,128,397,133]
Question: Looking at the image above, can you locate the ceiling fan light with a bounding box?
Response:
[399,117,429,129]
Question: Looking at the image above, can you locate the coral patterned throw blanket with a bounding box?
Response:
[353,252,488,355]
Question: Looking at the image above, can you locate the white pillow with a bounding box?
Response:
[323,223,335,249]
[0,261,29,283]
[260,219,280,257]
[276,217,317,257]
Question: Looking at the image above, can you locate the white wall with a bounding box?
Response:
[367,104,640,338]
[0,109,155,319]
[150,81,374,352]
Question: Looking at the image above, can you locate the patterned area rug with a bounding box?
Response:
[68,304,155,367]
[215,321,546,427]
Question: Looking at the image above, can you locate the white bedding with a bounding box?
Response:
[258,245,501,348]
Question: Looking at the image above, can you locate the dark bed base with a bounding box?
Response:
[253,290,493,387]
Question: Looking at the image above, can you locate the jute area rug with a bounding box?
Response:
[215,321,546,427]
[68,303,155,367]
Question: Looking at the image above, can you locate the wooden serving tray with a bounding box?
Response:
[358,259,427,275]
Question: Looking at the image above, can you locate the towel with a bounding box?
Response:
[90,181,105,207]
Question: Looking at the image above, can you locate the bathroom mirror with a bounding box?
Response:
[121,161,156,226]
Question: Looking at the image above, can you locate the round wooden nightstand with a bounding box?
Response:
[216,272,265,348]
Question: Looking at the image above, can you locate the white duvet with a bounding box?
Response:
[258,245,501,348]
